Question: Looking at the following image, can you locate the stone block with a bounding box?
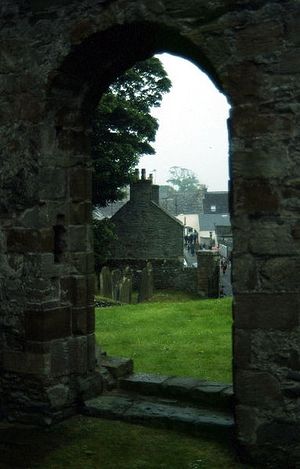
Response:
[46,384,69,409]
[257,421,300,446]
[233,328,252,369]
[39,167,67,200]
[69,167,92,202]
[60,276,72,303]
[232,254,257,292]
[68,251,95,274]
[57,129,90,155]
[234,179,280,216]
[236,20,284,57]
[68,336,88,374]
[77,373,103,401]
[258,257,300,292]
[7,228,54,253]
[235,370,282,408]
[50,339,70,377]
[162,376,200,396]
[25,305,72,341]
[119,373,169,395]
[235,404,260,445]
[101,356,133,378]
[234,294,299,329]
[86,274,95,303]
[291,223,300,240]
[72,306,94,335]
[69,201,91,225]
[70,275,87,306]
[68,225,88,252]
[249,220,299,256]
[3,350,51,375]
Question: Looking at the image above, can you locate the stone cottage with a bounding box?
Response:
[110,169,184,262]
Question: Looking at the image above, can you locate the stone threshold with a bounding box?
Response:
[82,390,234,439]
[118,372,233,412]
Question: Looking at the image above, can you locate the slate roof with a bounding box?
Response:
[203,191,229,214]
[199,213,230,231]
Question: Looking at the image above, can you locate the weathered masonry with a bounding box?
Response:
[0,1,299,466]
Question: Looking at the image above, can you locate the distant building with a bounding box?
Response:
[198,213,230,246]
[203,191,229,214]
[176,214,200,235]
[110,169,184,261]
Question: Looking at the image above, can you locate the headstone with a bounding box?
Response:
[100,266,112,298]
[138,262,153,302]
[111,269,122,301]
[119,267,132,303]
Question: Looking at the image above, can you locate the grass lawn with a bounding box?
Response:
[1,416,252,469]
[95,292,232,383]
[0,293,241,469]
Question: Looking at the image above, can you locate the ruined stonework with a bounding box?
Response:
[0,0,299,465]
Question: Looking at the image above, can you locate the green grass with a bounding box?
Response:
[0,416,253,469]
[0,293,240,469]
[96,293,232,383]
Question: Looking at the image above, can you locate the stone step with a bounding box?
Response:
[119,373,233,412]
[82,391,234,439]
[99,356,134,391]
[101,356,134,379]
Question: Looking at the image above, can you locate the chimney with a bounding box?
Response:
[151,184,159,204]
[130,168,152,203]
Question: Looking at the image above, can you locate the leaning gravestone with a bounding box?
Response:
[111,269,122,301]
[100,266,112,298]
[138,262,153,302]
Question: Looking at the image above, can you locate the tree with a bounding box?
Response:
[92,57,172,208]
[167,166,203,192]
[93,218,117,271]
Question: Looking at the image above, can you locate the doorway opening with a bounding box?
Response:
[92,52,232,390]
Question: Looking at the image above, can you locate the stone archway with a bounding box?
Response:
[0,1,299,465]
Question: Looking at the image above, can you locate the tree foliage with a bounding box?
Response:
[92,57,172,208]
[93,218,117,272]
[167,166,203,192]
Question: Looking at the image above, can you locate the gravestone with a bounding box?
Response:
[100,266,112,298]
[111,269,122,301]
[119,267,133,304]
[119,277,132,304]
[138,262,153,303]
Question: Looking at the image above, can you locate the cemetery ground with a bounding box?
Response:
[96,291,232,382]
[0,293,252,469]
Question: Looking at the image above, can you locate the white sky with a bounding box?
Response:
[138,53,231,191]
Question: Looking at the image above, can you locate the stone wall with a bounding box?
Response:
[103,259,199,293]
[197,251,220,298]
[0,0,299,464]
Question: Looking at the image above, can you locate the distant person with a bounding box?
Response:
[220,285,225,298]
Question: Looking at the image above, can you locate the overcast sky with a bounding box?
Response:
[138,53,231,191]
